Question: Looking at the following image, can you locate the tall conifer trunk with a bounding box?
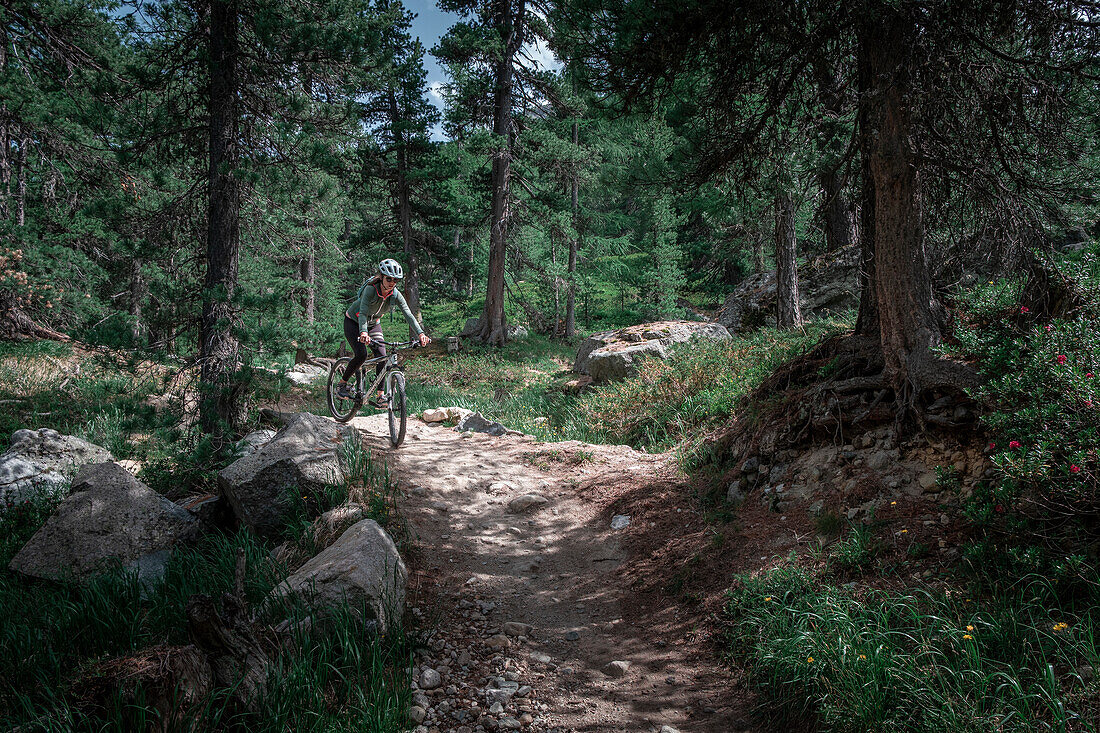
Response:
[480,0,525,346]
[774,192,802,328]
[864,10,972,398]
[200,0,243,445]
[565,120,578,340]
[855,29,879,340]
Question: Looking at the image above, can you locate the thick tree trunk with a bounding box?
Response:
[854,32,879,340]
[774,192,802,328]
[0,115,9,220]
[865,11,973,397]
[565,120,578,340]
[820,170,854,253]
[479,0,526,346]
[200,0,244,447]
[751,225,766,273]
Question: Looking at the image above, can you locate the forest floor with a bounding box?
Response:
[348,411,769,733]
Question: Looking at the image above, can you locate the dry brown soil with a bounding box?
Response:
[349,413,763,733]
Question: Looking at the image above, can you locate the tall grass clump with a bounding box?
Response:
[578,317,852,451]
[723,564,1100,732]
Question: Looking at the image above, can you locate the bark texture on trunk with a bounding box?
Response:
[855,30,879,340]
[865,11,973,397]
[479,0,526,346]
[774,192,802,329]
[565,120,578,340]
[751,225,766,273]
[200,0,244,446]
[16,136,28,226]
[820,169,854,253]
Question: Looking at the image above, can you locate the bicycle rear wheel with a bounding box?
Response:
[386,371,407,447]
[328,357,363,423]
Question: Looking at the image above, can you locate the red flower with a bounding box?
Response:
[1045,324,1053,332]
[1087,401,1094,408]
[1057,355,1068,365]
[1087,373,1095,378]
[1009,440,1021,449]
[1021,306,1030,313]
[994,504,1005,514]
[1070,465,1081,474]
[988,442,996,450]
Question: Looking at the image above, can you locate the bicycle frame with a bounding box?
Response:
[352,339,416,395]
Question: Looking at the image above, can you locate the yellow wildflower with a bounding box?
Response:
[1053,622,1069,632]
[807,656,814,663]
[963,634,973,640]
[764,596,772,602]
[859,654,867,660]
[966,625,974,632]
[891,501,897,506]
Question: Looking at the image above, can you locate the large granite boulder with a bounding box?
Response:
[588,341,669,382]
[269,519,406,631]
[717,245,859,333]
[1,428,114,509]
[9,462,199,583]
[218,413,356,539]
[285,364,326,386]
[573,321,731,381]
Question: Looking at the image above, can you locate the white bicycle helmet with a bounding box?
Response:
[378,259,404,279]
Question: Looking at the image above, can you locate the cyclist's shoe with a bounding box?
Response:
[368,394,389,409]
[335,382,355,399]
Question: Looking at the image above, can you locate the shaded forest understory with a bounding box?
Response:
[3,0,1100,730]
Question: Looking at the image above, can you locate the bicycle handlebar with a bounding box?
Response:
[368,338,424,349]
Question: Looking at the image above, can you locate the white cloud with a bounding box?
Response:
[523,38,561,73]
[428,81,446,104]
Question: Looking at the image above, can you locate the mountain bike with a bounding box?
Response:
[326,339,418,447]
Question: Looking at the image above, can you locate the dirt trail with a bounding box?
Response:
[349,413,758,733]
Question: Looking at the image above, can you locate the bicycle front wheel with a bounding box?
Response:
[328,357,362,423]
[386,371,407,447]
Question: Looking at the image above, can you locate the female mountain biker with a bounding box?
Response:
[337,259,430,406]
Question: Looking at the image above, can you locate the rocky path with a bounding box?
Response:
[349,414,757,733]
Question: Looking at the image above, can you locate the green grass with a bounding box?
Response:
[350,319,853,454]
[723,564,1100,733]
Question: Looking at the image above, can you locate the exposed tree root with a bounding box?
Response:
[696,331,982,480]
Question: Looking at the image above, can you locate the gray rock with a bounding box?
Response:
[269,519,406,631]
[602,660,630,678]
[588,341,669,383]
[9,462,199,583]
[503,621,532,637]
[455,412,507,437]
[564,630,580,641]
[506,324,529,341]
[459,317,483,338]
[1,428,114,508]
[409,705,427,723]
[508,494,549,513]
[808,500,825,516]
[741,456,760,473]
[718,246,859,333]
[218,413,356,538]
[573,321,730,377]
[419,667,442,690]
[236,429,276,456]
